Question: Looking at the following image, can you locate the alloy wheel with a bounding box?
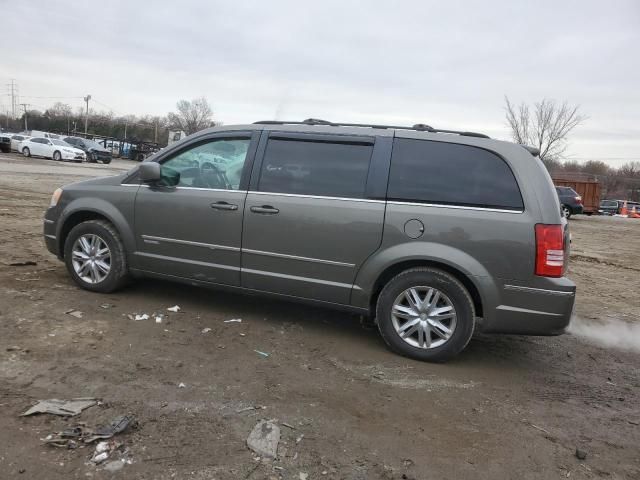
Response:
[391,286,457,349]
[71,234,111,284]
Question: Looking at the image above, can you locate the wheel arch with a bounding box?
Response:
[57,203,135,258]
[367,259,484,320]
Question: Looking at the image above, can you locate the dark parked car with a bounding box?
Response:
[555,186,583,219]
[0,132,11,153]
[63,137,112,164]
[44,119,575,362]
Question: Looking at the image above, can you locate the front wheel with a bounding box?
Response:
[22,147,31,157]
[101,158,112,164]
[562,205,572,219]
[53,150,62,161]
[63,220,129,293]
[376,268,475,362]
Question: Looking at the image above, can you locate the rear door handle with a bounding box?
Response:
[210,201,238,211]
[250,205,279,215]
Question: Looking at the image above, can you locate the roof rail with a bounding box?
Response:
[253,118,490,138]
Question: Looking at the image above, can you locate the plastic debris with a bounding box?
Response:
[100,303,114,309]
[202,328,212,334]
[246,420,280,459]
[224,318,242,323]
[21,398,97,417]
[92,452,109,464]
[167,305,181,312]
[178,382,186,388]
[254,350,270,358]
[64,309,84,319]
[84,415,137,443]
[134,314,149,321]
[155,315,163,324]
[43,416,136,448]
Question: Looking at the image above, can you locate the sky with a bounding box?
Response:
[2,0,639,165]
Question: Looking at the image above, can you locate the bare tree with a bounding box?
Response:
[504,97,586,165]
[167,97,214,135]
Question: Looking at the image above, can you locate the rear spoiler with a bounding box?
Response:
[522,145,540,157]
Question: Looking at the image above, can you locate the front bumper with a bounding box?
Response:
[62,151,85,161]
[572,205,584,215]
[43,210,60,258]
[480,277,576,335]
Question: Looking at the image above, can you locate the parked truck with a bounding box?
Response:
[552,174,601,215]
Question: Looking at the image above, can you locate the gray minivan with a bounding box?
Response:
[44,120,576,361]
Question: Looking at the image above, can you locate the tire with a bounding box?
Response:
[22,147,31,157]
[63,219,129,293]
[53,150,62,161]
[562,205,572,219]
[102,158,112,164]
[376,268,475,362]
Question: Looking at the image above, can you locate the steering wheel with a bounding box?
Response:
[199,162,231,189]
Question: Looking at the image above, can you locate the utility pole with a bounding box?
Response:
[6,79,17,118]
[154,120,158,143]
[20,103,29,131]
[124,121,127,140]
[84,94,91,135]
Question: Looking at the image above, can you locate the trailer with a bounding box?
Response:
[552,173,601,215]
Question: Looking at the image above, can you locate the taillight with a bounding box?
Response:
[535,224,565,277]
[575,196,582,204]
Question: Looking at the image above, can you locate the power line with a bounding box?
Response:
[19,95,85,99]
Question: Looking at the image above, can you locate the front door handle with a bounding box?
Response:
[250,205,279,215]
[210,201,238,211]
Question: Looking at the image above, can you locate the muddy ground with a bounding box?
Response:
[0,153,638,480]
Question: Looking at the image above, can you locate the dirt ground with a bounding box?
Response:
[0,153,638,480]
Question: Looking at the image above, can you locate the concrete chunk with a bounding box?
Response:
[246,420,280,459]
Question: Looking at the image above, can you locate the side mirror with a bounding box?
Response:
[139,162,161,183]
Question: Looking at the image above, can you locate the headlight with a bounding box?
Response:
[50,188,63,207]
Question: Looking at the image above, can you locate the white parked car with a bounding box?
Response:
[21,137,86,162]
[10,134,31,152]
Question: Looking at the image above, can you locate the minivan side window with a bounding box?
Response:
[258,138,373,199]
[160,138,251,189]
[388,139,524,210]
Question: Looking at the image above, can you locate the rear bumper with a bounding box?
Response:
[480,278,576,335]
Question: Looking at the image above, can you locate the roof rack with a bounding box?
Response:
[253,118,490,139]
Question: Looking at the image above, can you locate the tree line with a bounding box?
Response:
[0,97,214,147]
[2,94,637,200]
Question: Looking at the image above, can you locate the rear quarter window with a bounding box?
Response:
[388,139,524,210]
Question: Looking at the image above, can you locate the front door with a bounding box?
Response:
[31,138,49,156]
[241,132,386,304]
[133,132,258,285]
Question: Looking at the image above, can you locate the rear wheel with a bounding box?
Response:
[101,158,111,164]
[53,150,62,161]
[63,220,129,293]
[376,268,475,362]
[22,147,31,157]
[562,205,572,219]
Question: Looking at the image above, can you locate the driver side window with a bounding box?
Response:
[160,138,251,190]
